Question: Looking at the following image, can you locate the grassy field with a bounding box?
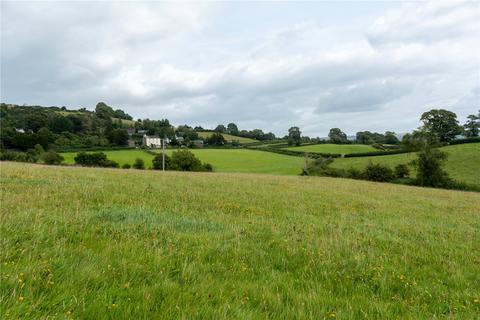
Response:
[1,162,479,319]
[62,149,304,174]
[197,132,257,144]
[332,143,480,187]
[284,143,377,154]
[61,150,155,168]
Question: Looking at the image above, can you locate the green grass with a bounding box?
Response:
[284,143,377,154]
[332,143,480,187]
[61,150,155,168]
[62,149,304,175]
[162,149,304,175]
[197,132,257,143]
[1,162,479,319]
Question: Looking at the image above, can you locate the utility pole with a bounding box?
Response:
[162,138,165,172]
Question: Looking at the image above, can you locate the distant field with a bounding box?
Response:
[1,162,479,319]
[332,143,480,187]
[197,132,257,143]
[62,149,303,174]
[284,143,377,154]
[62,150,155,168]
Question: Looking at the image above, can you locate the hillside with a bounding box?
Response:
[197,131,258,143]
[1,162,479,319]
[331,143,480,187]
[284,143,378,155]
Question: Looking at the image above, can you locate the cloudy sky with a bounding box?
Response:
[1,1,479,137]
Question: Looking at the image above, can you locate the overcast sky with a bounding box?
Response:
[1,1,479,137]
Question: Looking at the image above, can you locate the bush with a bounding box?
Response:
[74,152,108,166]
[170,150,211,172]
[0,151,21,161]
[122,163,131,169]
[102,159,119,168]
[152,153,172,170]
[203,163,213,172]
[412,147,450,187]
[41,151,64,165]
[363,163,394,182]
[133,158,145,170]
[346,167,363,179]
[394,164,410,178]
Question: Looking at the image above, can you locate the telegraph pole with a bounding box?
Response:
[162,138,165,171]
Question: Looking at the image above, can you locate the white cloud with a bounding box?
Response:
[1,1,479,136]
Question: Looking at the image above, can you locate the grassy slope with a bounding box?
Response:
[284,143,377,154]
[1,162,479,319]
[332,143,480,187]
[62,149,304,174]
[197,132,257,143]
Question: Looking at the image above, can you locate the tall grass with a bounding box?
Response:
[1,162,479,319]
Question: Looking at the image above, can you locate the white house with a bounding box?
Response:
[142,135,162,148]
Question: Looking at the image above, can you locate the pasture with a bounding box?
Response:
[1,162,479,319]
[197,132,257,143]
[284,143,377,154]
[62,149,304,174]
[331,143,480,187]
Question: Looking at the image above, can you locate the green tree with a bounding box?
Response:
[109,129,129,146]
[214,124,226,133]
[288,126,302,146]
[328,128,347,144]
[227,123,239,135]
[463,111,479,137]
[36,127,53,149]
[49,116,74,133]
[95,102,115,120]
[412,146,450,187]
[170,150,203,171]
[384,131,399,144]
[205,132,226,146]
[420,109,461,142]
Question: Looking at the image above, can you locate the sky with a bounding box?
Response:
[1,1,479,137]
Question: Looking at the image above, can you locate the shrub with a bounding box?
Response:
[0,151,21,161]
[41,151,64,165]
[133,158,145,170]
[346,167,363,179]
[363,163,394,182]
[74,152,108,166]
[170,150,210,171]
[412,147,450,187]
[122,163,131,169]
[152,153,172,170]
[394,164,410,178]
[102,159,119,168]
[203,163,213,172]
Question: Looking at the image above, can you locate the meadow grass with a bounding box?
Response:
[331,143,480,187]
[284,143,377,154]
[61,150,156,168]
[62,149,304,175]
[0,162,479,319]
[197,132,257,143]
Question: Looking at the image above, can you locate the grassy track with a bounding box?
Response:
[1,162,479,319]
[332,143,480,187]
[62,149,304,174]
[284,143,377,154]
[197,132,257,143]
